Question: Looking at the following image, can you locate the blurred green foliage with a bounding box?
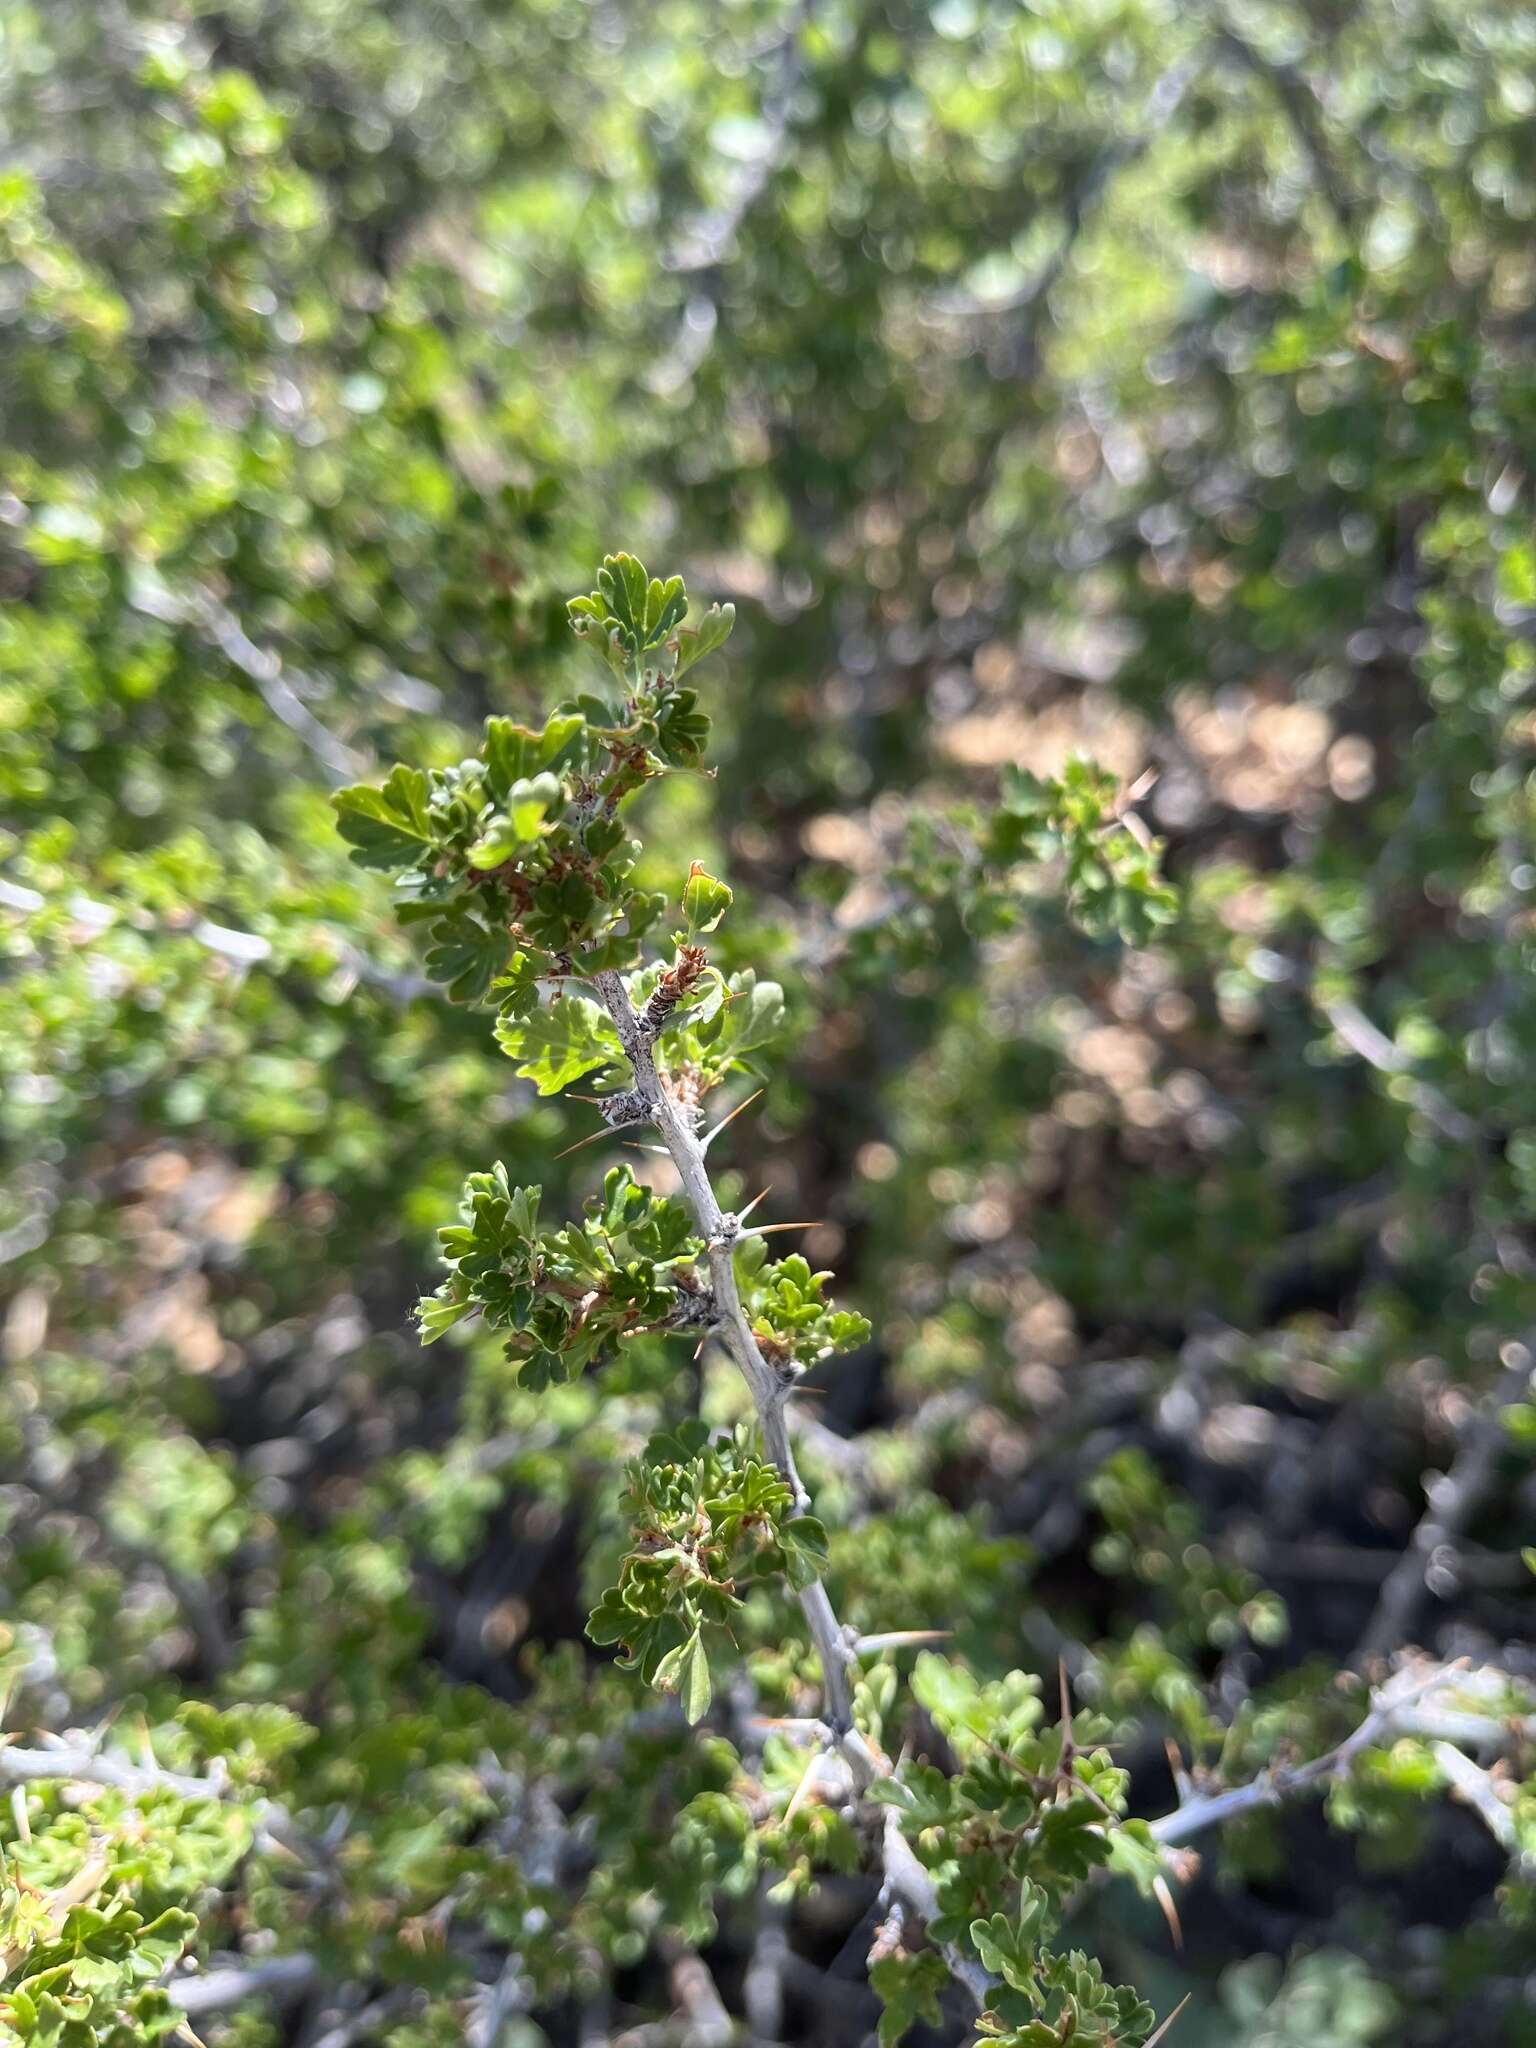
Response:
[3,0,1536,2043]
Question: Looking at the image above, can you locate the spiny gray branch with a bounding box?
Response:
[591,968,861,1744]
[1149,1660,1478,1846]
[590,965,1005,2012]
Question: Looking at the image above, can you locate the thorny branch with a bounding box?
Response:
[1149,1659,1487,1846]
[586,970,1011,2014]
[590,969,866,1757]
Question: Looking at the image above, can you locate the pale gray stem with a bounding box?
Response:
[1150,1659,1469,1846]
[880,1807,994,2006]
[1354,1348,1533,1662]
[1431,1741,1520,1856]
[592,960,992,2010]
[592,969,861,1742]
[130,572,367,787]
[1317,991,1479,1144]
[662,1941,733,2047]
[467,1957,532,2048]
[743,1885,790,2040]
[171,1954,322,2016]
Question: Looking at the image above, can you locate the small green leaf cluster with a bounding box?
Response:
[972,1924,1157,2048]
[902,1656,1135,1894]
[679,863,734,934]
[568,553,734,696]
[871,1655,1158,2046]
[1088,1447,1288,1655]
[493,991,625,1096]
[1218,1952,1395,2048]
[828,1497,1032,1663]
[869,1950,952,2048]
[844,758,1178,980]
[0,1781,252,2047]
[738,1247,873,1370]
[0,1896,195,2047]
[587,1421,830,1722]
[419,1162,706,1389]
[492,966,786,1103]
[332,554,734,1003]
[982,762,1178,946]
[755,1741,864,1901]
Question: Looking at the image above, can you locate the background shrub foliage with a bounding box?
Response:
[2,1,1536,2043]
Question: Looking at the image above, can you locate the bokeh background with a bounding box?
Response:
[3,2,1536,2043]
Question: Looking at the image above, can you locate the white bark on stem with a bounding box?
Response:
[880,1807,995,2006]
[1431,1740,1519,1855]
[591,969,861,1746]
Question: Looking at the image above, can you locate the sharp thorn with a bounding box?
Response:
[1143,1993,1192,2048]
[739,1219,826,1237]
[1153,1874,1184,1953]
[552,1127,613,1160]
[782,1746,825,1825]
[701,1087,764,1151]
[735,1184,773,1225]
[1164,1737,1194,1804]
[855,1630,954,1653]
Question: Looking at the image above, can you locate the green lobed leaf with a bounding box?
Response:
[870,1951,949,2048]
[494,994,624,1094]
[331,763,434,868]
[670,601,735,677]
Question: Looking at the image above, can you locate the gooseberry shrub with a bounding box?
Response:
[334,554,1183,2046]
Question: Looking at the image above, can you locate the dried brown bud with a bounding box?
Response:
[642,944,708,1036]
